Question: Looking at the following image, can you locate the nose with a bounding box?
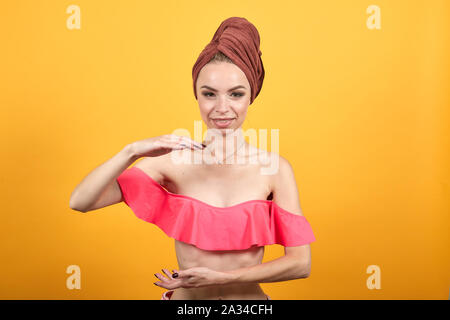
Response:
[216,95,230,112]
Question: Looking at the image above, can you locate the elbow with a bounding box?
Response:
[70,203,87,213]
[69,189,94,213]
[303,268,311,279]
[69,197,88,213]
[295,260,311,279]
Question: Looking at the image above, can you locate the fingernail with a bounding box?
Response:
[172,273,178,278]
[154,282,158,286]
[201,143,206,148]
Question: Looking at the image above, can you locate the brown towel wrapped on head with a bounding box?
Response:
[192,17,265,105]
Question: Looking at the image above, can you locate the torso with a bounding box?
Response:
[138,143,276,300]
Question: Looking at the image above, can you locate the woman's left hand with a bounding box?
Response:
[154,267,233,290]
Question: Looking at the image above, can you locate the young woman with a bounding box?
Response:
[70,17,316,300]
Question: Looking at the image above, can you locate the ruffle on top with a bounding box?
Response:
[116,166,316,251]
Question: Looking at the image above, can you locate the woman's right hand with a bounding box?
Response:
[130,134,205,158]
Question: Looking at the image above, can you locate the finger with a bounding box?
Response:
[190,140,206,150]
[174,135,204,149]
[154,281,172,289]
[162,136,191,150]
[171,142,187,150]
[161,268,173,279]
[155,280,183,290]
[175,270,191,279]
[173,141,194,151]
[154,272,172,282]
[166,135,204,150]
[165,134,179,143]
[183,137,204,149]
[176,137,199,150]
[159,140,188,151]
[165,134,185,144]
[177,141,201,151]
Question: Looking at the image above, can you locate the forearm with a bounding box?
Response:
[69,143,139,212]
[223,255,310,285]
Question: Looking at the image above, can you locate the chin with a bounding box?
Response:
[213,126,237,131]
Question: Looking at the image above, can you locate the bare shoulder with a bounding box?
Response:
[246,144,280,167]
[264,152,294,188]
[246,146,298,206]
[248,146,290,176]
[134,149,192,184]
[249,151,311,259]
[268,153,303,216]
[276,153,295,177]
[132,155,167,184]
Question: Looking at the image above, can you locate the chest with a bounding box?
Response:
[160,165,273,208]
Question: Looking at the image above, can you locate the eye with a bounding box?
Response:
[201,91,244,98]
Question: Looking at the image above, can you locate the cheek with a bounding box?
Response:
[198,101,214,118]
[235,104,249,118]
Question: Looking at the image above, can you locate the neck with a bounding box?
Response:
[203,127,246,161]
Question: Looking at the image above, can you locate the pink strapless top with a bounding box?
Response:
[116,166,316,251]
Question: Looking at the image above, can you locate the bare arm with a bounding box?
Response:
[223,155,311,284]
[69,144,139,213]
[69,135,204,213]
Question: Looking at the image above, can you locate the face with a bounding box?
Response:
[195,61,251,132]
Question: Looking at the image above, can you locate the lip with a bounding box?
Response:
[212,118,235,128]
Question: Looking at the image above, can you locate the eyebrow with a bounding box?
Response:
[200,85,247,92]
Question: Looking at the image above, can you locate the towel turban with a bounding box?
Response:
[192,17,265,105]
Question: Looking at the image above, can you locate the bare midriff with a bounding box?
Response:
[148,142,275,300]
[169,240,268,300]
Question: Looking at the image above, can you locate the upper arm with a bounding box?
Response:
[86,179,124,211]
[87,157,164,212]
[271,154,311,265]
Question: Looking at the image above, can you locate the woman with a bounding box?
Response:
[69,17,316,300]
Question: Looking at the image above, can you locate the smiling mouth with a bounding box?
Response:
[212,118,235,122]
[211,118,236,127]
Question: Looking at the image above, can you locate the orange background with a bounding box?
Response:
[0,0,448,299]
